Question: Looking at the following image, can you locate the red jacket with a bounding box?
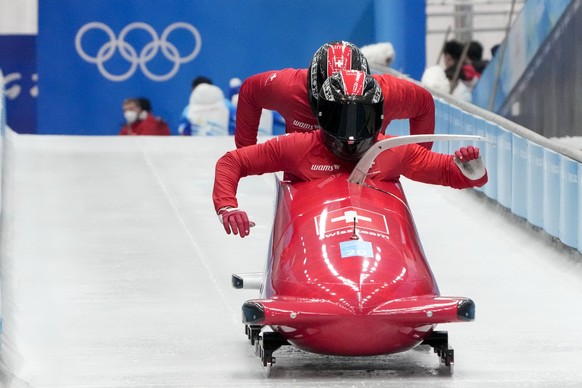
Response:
[119,113,171,136]
[234,68,435,149]
[213,131,487,212]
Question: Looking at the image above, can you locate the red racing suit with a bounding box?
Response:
[119,113,171,136]
[234,68,435,149]
[213,131,487,212]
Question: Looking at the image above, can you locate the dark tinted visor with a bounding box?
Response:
[318,98,383,141]
[325,133,378,161]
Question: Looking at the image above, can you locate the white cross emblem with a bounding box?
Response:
[331,210,372,224]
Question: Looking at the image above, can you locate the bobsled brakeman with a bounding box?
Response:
[213,70,489,375]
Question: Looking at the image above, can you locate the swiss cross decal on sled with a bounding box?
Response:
[314,206,389,236]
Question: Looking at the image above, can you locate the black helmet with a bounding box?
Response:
[318,70,384,161]
[307,41,369,117]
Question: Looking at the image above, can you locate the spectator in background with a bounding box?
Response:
[467,41,488,76]
[443,40,478,82]
[420,65,451,95]
[421,40,490,102]
[178,76,233,136]
[442,39,479,102]
[119,97,170,136]
[360,42,395,68]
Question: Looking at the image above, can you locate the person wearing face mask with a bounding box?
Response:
[119,97,171,136]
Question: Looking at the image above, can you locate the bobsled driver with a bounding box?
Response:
[213,70,487,238]
[235,40,435,150]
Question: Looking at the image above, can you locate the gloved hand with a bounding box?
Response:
[217,207,252,238]
[453,146,486,180]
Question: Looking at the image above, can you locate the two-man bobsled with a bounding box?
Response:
[232,135,485,375]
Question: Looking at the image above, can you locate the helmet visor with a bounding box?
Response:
[318,98,383,142]
[324,132,378,161]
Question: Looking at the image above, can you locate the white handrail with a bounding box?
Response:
[348,134,492,185]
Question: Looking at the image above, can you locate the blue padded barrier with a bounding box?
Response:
[467,114,485,194]
[527,142,544,228]
[559,157,578,248]
[433,99,449,154]
[543,149,561,237]
[466,113,478,136]
[497,127,513,209]
[511,134,528,218]
[482,121,498,200]
[448,105,466,157]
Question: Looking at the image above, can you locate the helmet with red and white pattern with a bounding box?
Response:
[307,41,369,117]
[317,70,384,161]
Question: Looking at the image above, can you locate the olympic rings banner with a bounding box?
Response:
[74,22,202,83]
[38,0,426,135]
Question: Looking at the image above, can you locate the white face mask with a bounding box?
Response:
[124,110,138,124]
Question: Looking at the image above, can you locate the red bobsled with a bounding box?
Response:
[232,135,482,374]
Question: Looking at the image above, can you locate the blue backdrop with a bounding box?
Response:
[37,0,426,135]
[0,36,37,134]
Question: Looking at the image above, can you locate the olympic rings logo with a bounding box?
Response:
[75,22,202,82]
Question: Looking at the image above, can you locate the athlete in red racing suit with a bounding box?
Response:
[215,131,486,211]
[234,69,435,149]
[216,71,486,238]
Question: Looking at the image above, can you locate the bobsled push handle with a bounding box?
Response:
[232,272,263,289]
[348,134,494,185]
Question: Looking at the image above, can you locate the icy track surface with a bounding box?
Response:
[1,135,582,387]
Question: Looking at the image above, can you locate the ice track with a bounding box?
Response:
[1,134,582,387]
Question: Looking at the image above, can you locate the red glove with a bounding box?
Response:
[217,207,252,238]
[455,145,479,161]
[453,146,486,180]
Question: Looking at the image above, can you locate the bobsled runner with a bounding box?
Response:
[232,135,487,375]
